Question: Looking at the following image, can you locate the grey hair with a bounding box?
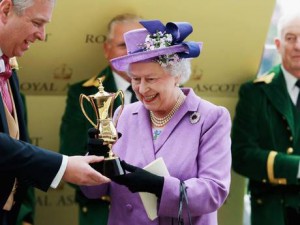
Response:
[127,59,192,84]
[277,11,300,39]
[11,0,34,15]
[12,0,55,15]
[107,13,142,40]
[163,59,192,84]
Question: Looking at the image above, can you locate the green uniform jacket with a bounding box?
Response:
[59,66,120,225]
[232,64,300,225]
[17,92,35,225]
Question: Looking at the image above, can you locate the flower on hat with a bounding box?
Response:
[143,30,181,67]
[110,20,203,72]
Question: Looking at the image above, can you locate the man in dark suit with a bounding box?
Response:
[59,13,142,225]
[232,11,300,225]
[0,0,109,224]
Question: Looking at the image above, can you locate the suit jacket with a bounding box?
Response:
[59,66,118,225]
[15,92,35,225]
[81,88,232,225]
[232,64,300,225]
[0,72,62,225]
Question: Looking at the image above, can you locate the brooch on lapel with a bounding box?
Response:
[190,112,200,124]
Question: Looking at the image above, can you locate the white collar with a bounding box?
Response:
[282,65,298,92]
[112,71,130,92]
[0,49,5,73]
[112,71,134,105]
[282,65,299,105]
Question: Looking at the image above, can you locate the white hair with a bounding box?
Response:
[12,0,55,15]
[163,59,192,84]
[277,10,300,39]
[127,59,192,85]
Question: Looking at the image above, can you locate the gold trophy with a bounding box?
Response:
[79,77,125,178]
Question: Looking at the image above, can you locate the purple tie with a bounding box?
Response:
[0,55,13,113]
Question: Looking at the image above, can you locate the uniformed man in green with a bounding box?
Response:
[59,13,142,225]
[232,11,300,225]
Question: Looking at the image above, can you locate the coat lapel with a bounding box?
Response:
[153,106,186,153]
[0,92,9,133]
[136,105,156,162]
[261,67,295,135]
[153,89,199,153]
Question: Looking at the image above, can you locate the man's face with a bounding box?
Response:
[104,21,142,75]
[0,0,54,57]
[275,17,300,77]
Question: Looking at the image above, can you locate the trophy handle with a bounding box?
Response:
[79,94,97,128]
[113,90,125,127]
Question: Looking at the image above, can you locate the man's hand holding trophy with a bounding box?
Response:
[80,77,125,178]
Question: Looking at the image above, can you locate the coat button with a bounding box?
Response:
[125,204,133,211]
[262,179,267,183]
[82,206,88,213]
[287,147,293,154]
[256,199,263,204]
[289,136,293,141]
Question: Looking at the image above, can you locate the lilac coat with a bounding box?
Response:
[81,88,232,225]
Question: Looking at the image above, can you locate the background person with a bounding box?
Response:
[59,13,142,225]
[232,11,300,225]
[81,19,232,225]
[0,0,110,224]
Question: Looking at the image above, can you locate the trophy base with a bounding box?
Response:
[91,156,125,178]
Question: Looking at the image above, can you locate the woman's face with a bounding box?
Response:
[0,0,54,57]
[129,61,180,117]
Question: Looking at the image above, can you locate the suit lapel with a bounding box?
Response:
[102,67,118,93]
[0,92,9,133]
[9,71,28,141]
[261,67,295,135]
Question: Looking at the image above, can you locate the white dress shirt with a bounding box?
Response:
[112,71,132,105]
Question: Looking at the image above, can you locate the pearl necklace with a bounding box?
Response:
[150,91,185,127]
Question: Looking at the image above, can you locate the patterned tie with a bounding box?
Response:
[127,85,138,103]
[296,80,300,110]
[0,55,13,113]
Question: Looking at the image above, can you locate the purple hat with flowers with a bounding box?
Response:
[110,20,203,71]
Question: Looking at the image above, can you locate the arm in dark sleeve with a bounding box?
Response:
[0,133,62,192]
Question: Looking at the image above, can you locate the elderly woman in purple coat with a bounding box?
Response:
[81,20,231,225]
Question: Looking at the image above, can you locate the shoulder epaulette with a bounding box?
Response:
[82,74,105,87]
[253,72,275,84]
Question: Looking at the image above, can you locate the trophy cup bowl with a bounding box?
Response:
[80,77,125,178]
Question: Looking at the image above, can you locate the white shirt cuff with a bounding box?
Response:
[297,161,300,178]
[50,155,68,188]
